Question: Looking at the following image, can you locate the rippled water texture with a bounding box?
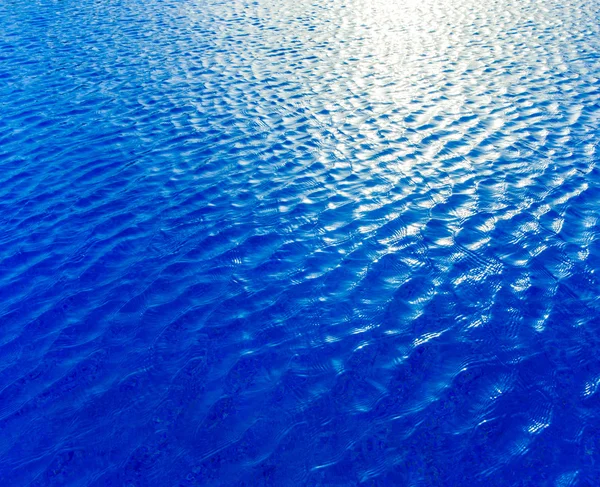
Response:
[1,0,600,484]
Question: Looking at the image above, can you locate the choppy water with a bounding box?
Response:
[1,0,600,485]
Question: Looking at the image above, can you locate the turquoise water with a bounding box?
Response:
[1,0,600,485]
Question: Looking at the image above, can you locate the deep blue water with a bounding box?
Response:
[1,0,600,485]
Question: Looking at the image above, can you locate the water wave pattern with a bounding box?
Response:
[1,0,600,485]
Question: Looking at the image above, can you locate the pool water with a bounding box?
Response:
[1,0,600,485]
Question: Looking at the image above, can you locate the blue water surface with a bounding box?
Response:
[1,0,600,485]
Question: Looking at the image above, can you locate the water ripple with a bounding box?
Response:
[1,0,600,485]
